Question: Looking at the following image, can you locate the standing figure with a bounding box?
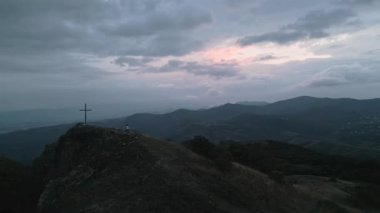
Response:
[125,124,130,133]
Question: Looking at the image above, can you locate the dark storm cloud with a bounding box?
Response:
[0,0,211,58]
[142,33,204,57]
[334,0,376,6]
[114,57,154,67]
[304,62,380,88]
[114,57,239,78]
[0,52,112,84]
[252,55,282,62]
[307,79,346,87]
[157,60,239,78]
[239,32,306,46]
[365,49,380,55]
[285,9,355,32]
[238,9,356,46]
[103,7,211,37]
[1,0,379,112]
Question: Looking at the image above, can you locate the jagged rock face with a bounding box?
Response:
[35,125,342,213]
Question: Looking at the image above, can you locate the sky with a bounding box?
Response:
[1,0,380,113]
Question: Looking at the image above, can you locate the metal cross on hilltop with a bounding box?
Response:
[80,103,92,125]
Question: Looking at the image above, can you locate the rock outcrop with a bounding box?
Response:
[34,125,357,213]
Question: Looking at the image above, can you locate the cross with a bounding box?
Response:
[80,103,92,125]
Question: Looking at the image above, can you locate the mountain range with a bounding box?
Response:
[1,96,380,163]
[106,96,380,159]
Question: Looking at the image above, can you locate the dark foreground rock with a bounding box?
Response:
[34,125,364,213]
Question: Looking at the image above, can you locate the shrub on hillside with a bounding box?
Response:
[268,170,285,184]
[182,136,218,159]
[0,156,43,213]
[351,184,380,210]
[214,151,232,172]
[182,136,232,171]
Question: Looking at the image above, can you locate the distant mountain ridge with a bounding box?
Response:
[111,96,380,136]
[1,96,380,163]
[0,124,73,163]
[114,96,380,159]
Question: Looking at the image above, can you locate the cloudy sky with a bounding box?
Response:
[1,0,380,112]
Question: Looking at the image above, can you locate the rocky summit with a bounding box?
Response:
[34,125,365,213]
